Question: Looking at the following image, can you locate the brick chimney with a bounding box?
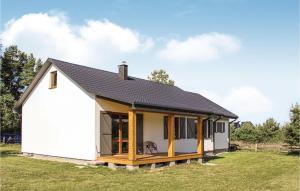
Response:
[118,61,128,80]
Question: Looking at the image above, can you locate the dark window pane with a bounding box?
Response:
[122,142,128,153]
[121,115,128,139]
[112,142,118,154]
[194,119,197,138]
[175,117,179,139]
[163,116,168,139]
[187,118,196,139]
[208,120,211,138]
[180,117,186,139]
[111,115,119,140]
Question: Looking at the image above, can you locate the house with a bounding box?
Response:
[14,58,238,169]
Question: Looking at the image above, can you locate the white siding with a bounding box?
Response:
[204,139,214,151]
[22,65,96,160]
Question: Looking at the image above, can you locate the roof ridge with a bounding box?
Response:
[48,57,183,90]
[48,58,118,75]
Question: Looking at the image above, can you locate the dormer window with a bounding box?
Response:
[49,71,57,89]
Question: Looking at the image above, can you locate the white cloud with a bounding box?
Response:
[159,32,241,62]
[1,13,153,66]
[222,86,272,114]
[200,86,272,122]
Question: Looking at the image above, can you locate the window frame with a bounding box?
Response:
[216,122,225,133]
[187,117,197,139]
[49,71,57,89]
[204,120,213,139]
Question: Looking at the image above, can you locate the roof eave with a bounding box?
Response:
[13,59,53,113]
[133,102,238,119]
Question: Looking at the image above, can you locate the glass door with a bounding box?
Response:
[111,114,128,154]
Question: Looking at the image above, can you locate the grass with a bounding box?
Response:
[0,144,299,191]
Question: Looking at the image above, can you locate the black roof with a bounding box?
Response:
[15,58,238,119]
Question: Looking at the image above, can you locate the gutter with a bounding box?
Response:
[228,119,238,150]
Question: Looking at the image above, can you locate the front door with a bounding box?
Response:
[111,114,128,154]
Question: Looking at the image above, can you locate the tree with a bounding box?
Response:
[1,45,43,132]
[148,69,175,85]
[1,46,24,100]
[233,122,260,143]
[35,58,43,73]
[258,118,280,143]
[20,53,36,88]
[284,103,300,148]
[0,94,19,132]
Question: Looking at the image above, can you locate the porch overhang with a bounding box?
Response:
[97,95,237,120]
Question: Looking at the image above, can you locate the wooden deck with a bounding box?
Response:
[97,152,203,165]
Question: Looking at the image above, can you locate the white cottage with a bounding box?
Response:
[15,58,238,168]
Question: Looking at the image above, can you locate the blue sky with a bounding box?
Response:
[1,0,299,124]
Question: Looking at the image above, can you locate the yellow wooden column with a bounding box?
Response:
[197,117,204,155]
[168,114,175,157]
[128,110,136,161]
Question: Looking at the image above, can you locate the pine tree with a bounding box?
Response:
[20,53,36,88]
[35,58,43,73]
[258,118,280,143]
[1,46,26,100]
[284,103,300,149]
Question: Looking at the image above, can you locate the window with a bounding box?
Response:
[164,116,192,139]
[49,71,57,89]
[174,117,187,139]
[187,118,196,139]
[216,122,225,133]
[204,120,213,139]
[164,116,198,140]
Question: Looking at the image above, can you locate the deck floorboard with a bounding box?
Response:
[97,152,202,165]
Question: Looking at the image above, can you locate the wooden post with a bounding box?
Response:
[197,117,204,155]
[128,110,136,161]
[168,114,175,157]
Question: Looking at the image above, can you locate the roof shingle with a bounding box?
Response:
[49,58,238,119]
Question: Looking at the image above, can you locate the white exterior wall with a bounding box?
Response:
[143,112,198,153]
[204,138,214,151]
[22,65,96,160]
[214,120,229,150]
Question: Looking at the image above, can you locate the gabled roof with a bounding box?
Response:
[15,58,238,119]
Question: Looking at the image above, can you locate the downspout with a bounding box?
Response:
[228,119,238,151]
[131,102,136,110]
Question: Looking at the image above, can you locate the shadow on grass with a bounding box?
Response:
[204,155,224,162]
[0,144,20,157]
[0,150,20,157]
[285,150,300,156]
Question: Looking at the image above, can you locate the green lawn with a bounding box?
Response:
[0,144,299,191]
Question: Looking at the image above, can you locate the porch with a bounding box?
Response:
[97,108,205,167]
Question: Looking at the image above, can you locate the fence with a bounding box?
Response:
[0,133,21,144]
[231,141,292,152]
